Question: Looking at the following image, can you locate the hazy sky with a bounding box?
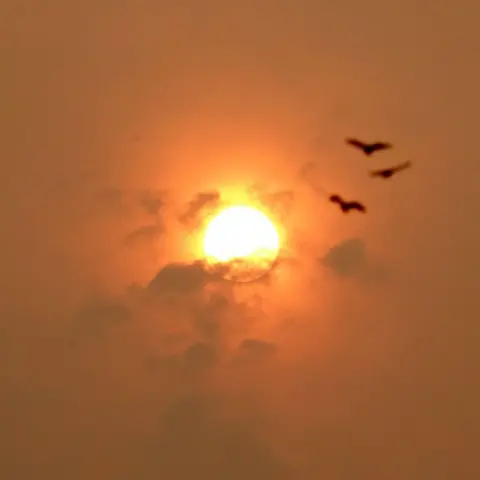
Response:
[2,1,480,478]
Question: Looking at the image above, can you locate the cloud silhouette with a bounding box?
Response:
[141,393,290,480]
[138,189,167,217]
[3,0,478,476]
[145,341,218,378]
[321,238,367,275]
[147,261,223,296]
[54,182,407,480]
[122,190,167,247]
[73,297,132,339]
[320,237,387,282]
[123,223,164,247]
[66,256,290,479]
[178,191,221,227]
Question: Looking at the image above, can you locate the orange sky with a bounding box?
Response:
[1,1,480,478]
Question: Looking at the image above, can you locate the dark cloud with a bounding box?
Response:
[138,190,166,217]
[123,223,164,247]
[231,338,277,368]
[3,0,479,477]
[68,258,291,479]
[72,261,230,346]
[140,393,290,480]
[320,238,387,282]
[147,261,223,296]
[321,238,367,276]
[178,191,221,226]
[145,342,218,378]
[193,292,230,339]
[72,297,132,338]
[121,190,166,246]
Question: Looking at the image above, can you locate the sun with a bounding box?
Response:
[202,205,280,282]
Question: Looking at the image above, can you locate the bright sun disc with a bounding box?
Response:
[202,205,280,282]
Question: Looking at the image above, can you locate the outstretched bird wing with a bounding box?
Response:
[346,138,366,149]
[369,168,389,177]
[392,160,412,172]
[370,142,392,152]
[350,201,366,212]
[346,139,392,154]
[329,194,343,204]
[369,161,412,178]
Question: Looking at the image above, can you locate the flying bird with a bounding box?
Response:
[329,194,366,214]
[369,161,412,179]
[346,138,392,156]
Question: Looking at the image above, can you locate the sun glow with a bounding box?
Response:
[202,205,280,282]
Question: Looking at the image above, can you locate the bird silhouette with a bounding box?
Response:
[346,138,392,156]
[369,161,412,179]
[329,194,366,214]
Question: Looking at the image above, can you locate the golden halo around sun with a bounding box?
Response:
[202,205,280,282]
